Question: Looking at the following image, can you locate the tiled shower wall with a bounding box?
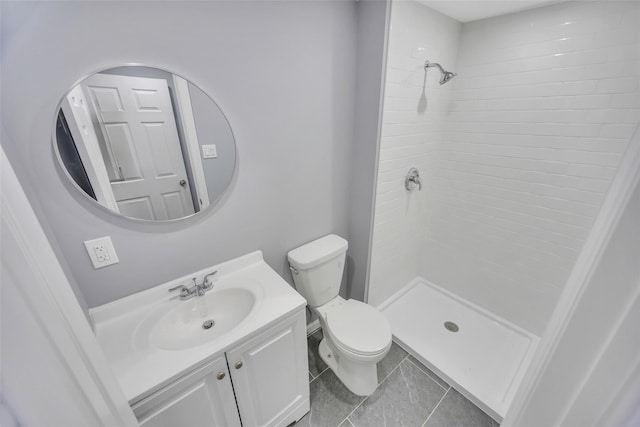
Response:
[423,1,640,333]
[368,1,460,306]
[370,1,640,334]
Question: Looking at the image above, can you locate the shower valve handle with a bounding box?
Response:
[405,168,422,191]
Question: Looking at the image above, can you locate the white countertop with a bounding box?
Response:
[90,251,307,404]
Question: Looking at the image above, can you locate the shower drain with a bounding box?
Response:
[444,321,459,333]
[202,320,215,330]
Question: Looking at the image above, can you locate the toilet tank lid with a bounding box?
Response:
[287,234,348,269]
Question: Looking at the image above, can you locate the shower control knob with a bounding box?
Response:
[217,372,226,380]
[405,168,423,191]
[235,361,243,369]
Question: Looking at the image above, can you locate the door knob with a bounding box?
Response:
[179,179,187,187]
[235,361,243,369]
[217,372,226,380]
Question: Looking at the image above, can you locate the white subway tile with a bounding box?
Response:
[566,163,617,180]
[372,0,639,333]
[595,77,639,94]
[609,93,640,109]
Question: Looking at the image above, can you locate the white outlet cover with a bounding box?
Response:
[84,236,119,269]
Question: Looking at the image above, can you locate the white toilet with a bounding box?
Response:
[287,234,392,396]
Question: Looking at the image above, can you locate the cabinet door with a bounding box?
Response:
[132,355,241,427]
[227,311,310,427]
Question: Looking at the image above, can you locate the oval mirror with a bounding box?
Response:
[54,65,236,221]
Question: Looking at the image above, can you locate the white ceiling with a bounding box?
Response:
[416,0,562,23]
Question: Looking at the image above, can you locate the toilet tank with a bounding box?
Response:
[287,234,348,307]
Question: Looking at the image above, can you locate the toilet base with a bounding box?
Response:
[318,338,379,396]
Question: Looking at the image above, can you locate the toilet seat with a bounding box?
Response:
[323,299,392,357]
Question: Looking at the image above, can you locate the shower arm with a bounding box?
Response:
[424,61,446,74]
[424,60,457,85]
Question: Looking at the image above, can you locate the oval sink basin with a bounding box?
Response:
[150,288,256,351]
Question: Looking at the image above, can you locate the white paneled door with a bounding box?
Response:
[82,73,195,220]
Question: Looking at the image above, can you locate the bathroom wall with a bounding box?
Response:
[188,81,237,208]
[422,1,640,333]
[347,0,390,301]
[370,0,640,334]
[1,0,386,308]
[368,0,461,305]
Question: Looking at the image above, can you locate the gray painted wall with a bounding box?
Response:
[101,66,175,82]
[188,80,236,206]
[347,0,390,301]
[1,0,386,310]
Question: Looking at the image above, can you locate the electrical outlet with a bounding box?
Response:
[84,236,119,269]
[94,244,110,262]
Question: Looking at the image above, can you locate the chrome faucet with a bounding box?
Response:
[202,271,217,291]
[168,271,218,300]
[168,284,191,300]
[192,278,205,297]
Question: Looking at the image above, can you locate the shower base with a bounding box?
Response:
[378,278,539,421]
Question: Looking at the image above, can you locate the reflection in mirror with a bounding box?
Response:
[55,66,236,221]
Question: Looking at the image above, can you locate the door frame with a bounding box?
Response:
[503,124,640,426]
[172,74,210,211]
[60,85,119,212]
[1,146,137,426]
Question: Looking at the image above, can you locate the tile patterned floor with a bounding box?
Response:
[296,329,499,427]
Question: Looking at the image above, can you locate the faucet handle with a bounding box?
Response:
[405,168,423,191]
[202,271,218,290]
[168,284,190,298]
[413,175,423,191]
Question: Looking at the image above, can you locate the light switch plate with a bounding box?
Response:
[84,236,119,269]
[202,144,218,159]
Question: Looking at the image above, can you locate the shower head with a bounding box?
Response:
[440,70,456,85]
[424,61,457,85]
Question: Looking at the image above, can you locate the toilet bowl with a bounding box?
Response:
[288,234,392,395]
[314,297,392,395]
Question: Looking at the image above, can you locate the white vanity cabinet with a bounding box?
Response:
[132,310,309,427]
[227,310,309,427]
[92,252,311,427]
[132,355,241,427]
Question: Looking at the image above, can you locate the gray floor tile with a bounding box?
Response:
[407,355,449,390]
[425,389,499,427]
[295,369,365,427]
[308,329,329,378]
[349,359,447,427]
[377,341,408,384]
[302,331,493,426]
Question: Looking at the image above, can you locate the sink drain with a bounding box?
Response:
[202,320,215,330]
[444,321,459,333]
